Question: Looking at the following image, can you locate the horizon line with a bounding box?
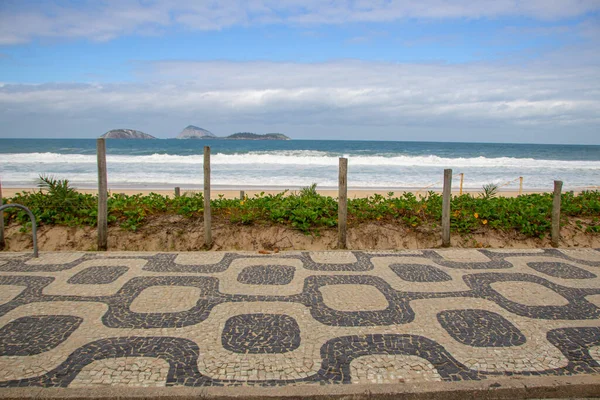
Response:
[1,137,600,146]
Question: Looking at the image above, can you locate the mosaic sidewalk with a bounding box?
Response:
[0,249,600,395]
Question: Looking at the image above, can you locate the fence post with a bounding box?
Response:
[338,158,348,249]
[203,146,212,247]
[551,180,563,248]
[174,187,181,197]
[240,190,245,200]
[0,178,4,250]
[442,169,452,247]
[519,177,523,196]
[97,138,108,251]
[459,173,464,195]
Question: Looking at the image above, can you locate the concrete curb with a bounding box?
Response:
[1,375,599,399]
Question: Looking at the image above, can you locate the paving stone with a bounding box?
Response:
[319,284,389,311]
[0,315,82,356]
[68,266,130,284]
[222,314,301,354]
[437,309,526,347]
[70,357,170,387]
[0,249,599,390]
[587,294,600,307]
[129,285,201,313]
[435,249,491,263]
[490,281,570,307]
[526,262,597,279]
[0,285,25,305]
[350,354,441,384]
[389,264,452,282]
[237,265,295,285]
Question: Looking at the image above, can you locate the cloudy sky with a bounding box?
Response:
[1,0,599,143]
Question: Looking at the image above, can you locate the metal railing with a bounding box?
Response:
[0,204,38,257]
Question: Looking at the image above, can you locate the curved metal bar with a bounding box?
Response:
[0,204,38,257]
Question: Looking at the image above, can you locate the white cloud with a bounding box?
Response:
[1,59,599,142]
[1,0,600,44]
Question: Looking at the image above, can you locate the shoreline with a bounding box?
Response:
[0,186,554,199]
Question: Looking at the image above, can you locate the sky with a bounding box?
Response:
[0,0,599,144]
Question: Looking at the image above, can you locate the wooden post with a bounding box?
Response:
[96,138,108,251]
[441,169,452,247]
[203,146,212,247]
[338,158,348,249]
[551,180,563,248]
[174,187,181,197]
[0,178,4,250]
[240,190,245,200]
[459,173,464,195]
[519,177,523,196]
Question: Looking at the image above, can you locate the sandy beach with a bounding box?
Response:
[1,187,543,199]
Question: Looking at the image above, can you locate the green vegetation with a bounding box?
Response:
[2,178,599,238]
[480,183,499,199]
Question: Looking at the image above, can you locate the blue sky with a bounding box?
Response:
[1,0,599,143]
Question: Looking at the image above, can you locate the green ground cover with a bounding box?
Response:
[2,178,600,239]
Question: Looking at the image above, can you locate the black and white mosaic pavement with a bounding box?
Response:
[68,266,130,284]
[222,314,301,354]
[0,248,599,388]
[237,265,296,285]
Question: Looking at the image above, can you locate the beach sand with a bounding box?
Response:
[1,187,539,198]
[2,215,599,252]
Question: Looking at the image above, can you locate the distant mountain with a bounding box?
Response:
[100,129,156,139]
[226,132,291,140]
[176,125,217,139]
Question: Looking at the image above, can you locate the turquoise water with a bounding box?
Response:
[1,139,599,190]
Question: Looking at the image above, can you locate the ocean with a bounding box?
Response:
[1,139,599,191]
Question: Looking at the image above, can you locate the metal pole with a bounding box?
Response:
[0,178,4,250]
[441,169,452,247]
[338,158,348,249]
[204,146,212,247]
[551,180,563,248]
[97,138,108,251]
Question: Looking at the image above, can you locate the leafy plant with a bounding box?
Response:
[480,183,499,199]
[3,185,599,239]
[299,183,318,197]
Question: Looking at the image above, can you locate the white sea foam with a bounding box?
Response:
[2,150,599,189]
[2,151,600,170]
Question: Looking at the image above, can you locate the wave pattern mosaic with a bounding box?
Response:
[1,249,600,388]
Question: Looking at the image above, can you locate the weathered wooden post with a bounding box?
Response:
[338,158,348,249]
[0,178,4,250]
[459,173,464,195]
[174,187,181,197]
[203,146,212,247]
[97,138,108,251]
[441,169,452,247]
[240,190,245,200]
[551,180,563,248]
[519,177,524,196]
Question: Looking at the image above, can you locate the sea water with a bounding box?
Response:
[1,139,599,191]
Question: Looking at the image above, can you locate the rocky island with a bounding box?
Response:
[174,127,290,140]
[100,126,291,140]
[227,132,290,140]
[176,125,217,139]
[100,129,156,139]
